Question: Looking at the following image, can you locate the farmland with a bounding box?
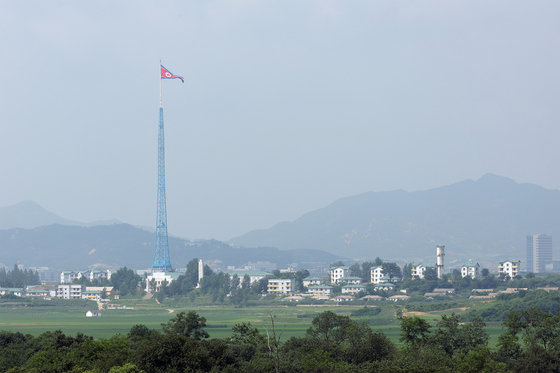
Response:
[0,296,505,347]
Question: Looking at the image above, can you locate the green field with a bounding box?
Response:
[0,298,506,347]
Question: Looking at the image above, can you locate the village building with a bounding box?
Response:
[86,310,101,317]
[307,285,333,294]
[499,260,521,278]
[302,277,322,287]
[330,266,350,284]
[461,263,481,279]
[341,284,366,294]
[267,278,295,294]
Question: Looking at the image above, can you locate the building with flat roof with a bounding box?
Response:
[267,278,295,294]
[527,234,552,273]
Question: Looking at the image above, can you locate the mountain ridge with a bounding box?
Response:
[0,223,347,270]
[228,174,560,265]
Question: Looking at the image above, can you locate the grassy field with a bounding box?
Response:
[0,297,506,347]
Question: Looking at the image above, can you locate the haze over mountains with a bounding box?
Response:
[1,174,558,270]
[229,174,560,266]
[0,200,122,230]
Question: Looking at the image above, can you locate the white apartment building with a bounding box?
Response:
[411,263,435,279]
[371,266,384,284]
[60,271,79,284]
[267,278,295,294]
[499,260,521,278]
[461,263,481,279]
[57,284,85,299]
[330,266,350,284]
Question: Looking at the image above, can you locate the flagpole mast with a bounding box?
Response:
[159,59,162,108]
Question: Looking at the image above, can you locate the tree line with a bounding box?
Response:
[0,307,558,372]
[0,265,40,289]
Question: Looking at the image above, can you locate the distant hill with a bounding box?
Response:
[228,174,560,266]
[0,224,347,270]
[0,200,121,230]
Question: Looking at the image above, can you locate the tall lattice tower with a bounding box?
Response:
[152,64,183,273]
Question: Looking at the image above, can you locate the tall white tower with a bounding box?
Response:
[436,245,445,279]
[198,259,204,283]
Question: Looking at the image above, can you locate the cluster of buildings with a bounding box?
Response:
[59,269,113,284]
[0,284,113,300]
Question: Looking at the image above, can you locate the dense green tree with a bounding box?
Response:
[424,267,438,281]
[360,261,375,283]
[402,262,413,279]
[330,261,346,268]
[349,263,361,278]
[481,268,490,277]
[184,258,200,289]
[398,316,431,347]
[346,329,396,364]
[306,311,368,347]
[161,311,210,340]
[111,267,142,295]
[381,262,402,279]
[428,313,489,357]
[454,345,509,373]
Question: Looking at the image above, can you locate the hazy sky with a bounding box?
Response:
[0,1,558,241]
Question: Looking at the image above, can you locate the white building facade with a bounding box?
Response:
[57,284,85,299]
[330,266,350,284]
[371,266,384,284]
[499,260,521,278]
[461,263,481,279]
[267,279,295,294]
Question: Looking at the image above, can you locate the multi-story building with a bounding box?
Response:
[60,271,79,284]
[330,266,350,284]
[461,263,481,279]
[57,284,85,299]
[411,263,435,279]
[527,234,552,273]
[371,266,384,284]
[267,279,295,294]
[499,260,520,278]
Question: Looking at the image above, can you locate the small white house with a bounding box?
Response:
[86,310,101,317]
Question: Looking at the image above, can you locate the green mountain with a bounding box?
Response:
[228,174,560,266]
[0,224,347,270]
